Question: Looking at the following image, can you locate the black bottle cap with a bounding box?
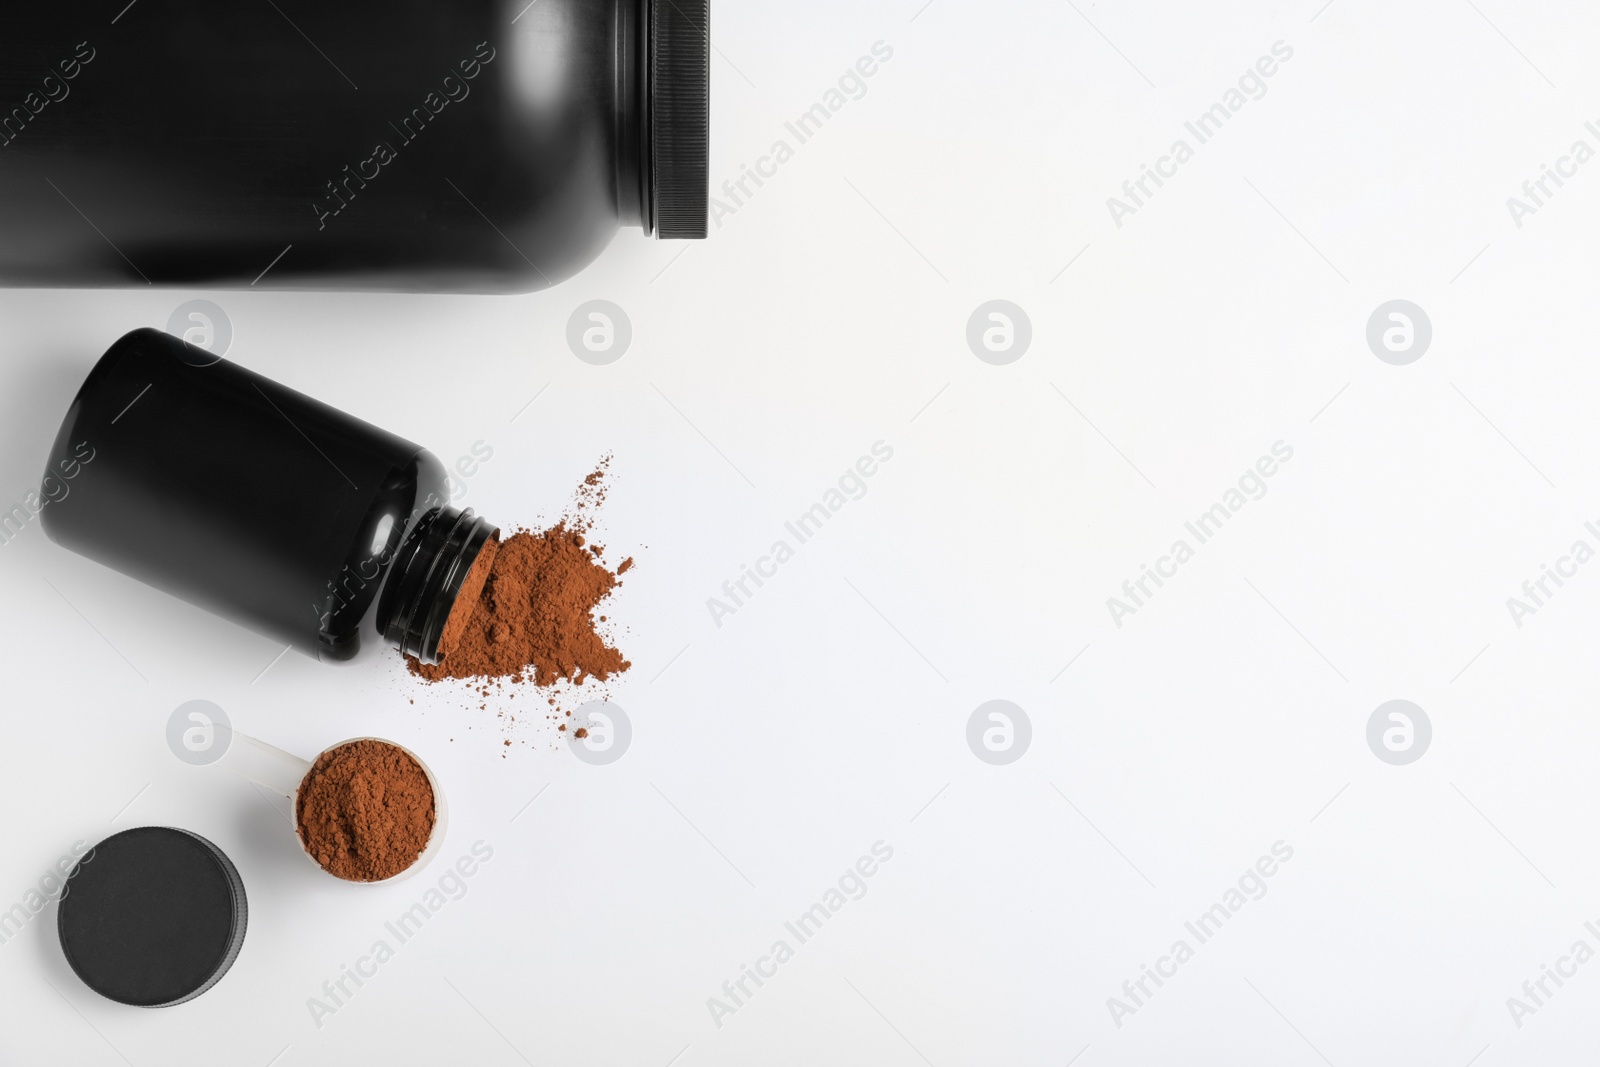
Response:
[651,0,710,239]
[58,827,248,1008]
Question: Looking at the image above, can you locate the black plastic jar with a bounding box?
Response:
[41,328,497,664]
[0,0,708,292]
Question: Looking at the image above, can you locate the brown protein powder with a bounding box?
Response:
[438,535,500,660]
[296,740,437,882]
[410,522,630,686]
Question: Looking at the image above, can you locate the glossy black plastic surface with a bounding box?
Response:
[41,328,447,661]
[0,1,667,292]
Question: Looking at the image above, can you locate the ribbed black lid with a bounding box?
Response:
[58,827,247,1008]
[652,0,710,239]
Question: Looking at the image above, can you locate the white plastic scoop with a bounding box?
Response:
[217,732,448,885]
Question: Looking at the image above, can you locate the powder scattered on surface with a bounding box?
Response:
[409,520,630,686]
[403,460,632,755]
[296,740,436,882]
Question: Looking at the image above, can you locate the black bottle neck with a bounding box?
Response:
[377,506,498,664]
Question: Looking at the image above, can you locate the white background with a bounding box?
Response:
[2,0,1599,1063]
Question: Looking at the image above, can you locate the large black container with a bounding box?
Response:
[0,0,708,292]
[40,328,497,664]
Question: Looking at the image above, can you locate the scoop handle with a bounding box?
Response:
[216,730,312,799]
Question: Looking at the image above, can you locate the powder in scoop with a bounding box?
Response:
[296,740,436,882]
[409,521,630,686]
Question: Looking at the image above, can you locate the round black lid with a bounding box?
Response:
[58,827,247,1008]
[652,0,710,239]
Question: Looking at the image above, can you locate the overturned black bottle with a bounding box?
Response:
[0,0,708,292]
[41,329,496,664]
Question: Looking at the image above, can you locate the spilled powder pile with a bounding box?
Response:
[410,522,631,686]
[403,461,632,754]
[296,740,436,882]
